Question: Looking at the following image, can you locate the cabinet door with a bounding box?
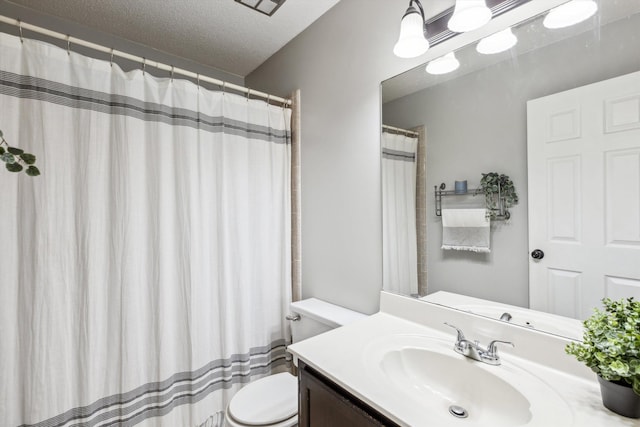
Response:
[298,362,400,427]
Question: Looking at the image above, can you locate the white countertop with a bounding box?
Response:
[287,292,639,427]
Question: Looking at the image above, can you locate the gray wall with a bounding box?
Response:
[383,14,640,306]
[0,1,243,87]
[247,0,431,314]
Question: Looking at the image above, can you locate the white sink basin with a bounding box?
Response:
[364,334,574,426]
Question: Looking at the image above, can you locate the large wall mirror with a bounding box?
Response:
[381,0,640,339]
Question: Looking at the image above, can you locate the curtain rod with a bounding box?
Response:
[382,124,419,137]
[0,15,292,106]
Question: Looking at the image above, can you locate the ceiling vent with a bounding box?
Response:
[235,0,287,16]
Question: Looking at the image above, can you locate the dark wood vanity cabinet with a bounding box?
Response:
[298,361,401,427]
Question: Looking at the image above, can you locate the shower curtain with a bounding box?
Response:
[382,130,418,295]
[0,33,292,427]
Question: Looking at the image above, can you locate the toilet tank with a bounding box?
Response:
[289,298,367,343]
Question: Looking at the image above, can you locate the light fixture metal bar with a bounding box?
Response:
[425,0,531,47]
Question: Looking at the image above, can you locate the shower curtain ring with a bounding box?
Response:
[170,65,174,82]
[246,88,251,102]
[66,35,71,55]
[142,57,146,75]
[110,48,114,67]
[222,81,226,94]
[267,94,271,105]
[18,20,24,43]
[197,73,200,90]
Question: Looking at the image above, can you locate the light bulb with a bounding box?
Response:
[448,0,492,33]
[426,52,460,75]
[543,0,598,29]
[394,6,429,58]
[476,27,518,54]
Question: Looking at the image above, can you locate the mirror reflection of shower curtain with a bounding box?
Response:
[382,131,418,295]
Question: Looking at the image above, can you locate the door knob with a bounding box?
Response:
[531,249,544,260]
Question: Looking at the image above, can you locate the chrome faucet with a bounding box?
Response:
[444,323,514,366]
[499,312,512,322]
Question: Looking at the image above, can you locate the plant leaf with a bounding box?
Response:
[6,162,23,172]
[0,146,4,155]
[1,152,15,164]
[20,153,36,165]
[26,165,40,176]
[7,147,24,155]
[567,298,640,389]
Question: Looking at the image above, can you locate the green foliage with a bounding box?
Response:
[6,162,23,172]
[26,165,40,176]
[1,152,15,164]
[20,153,37,164]
[0,129,40,177]
[479,172,518,219]
[566,298,640,395]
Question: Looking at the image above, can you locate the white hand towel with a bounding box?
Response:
[441,209,490,253]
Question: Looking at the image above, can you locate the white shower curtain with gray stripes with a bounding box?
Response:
[382,131,418,296]
[0,33,292,427]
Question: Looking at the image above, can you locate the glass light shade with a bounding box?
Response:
[447,0,492,33]
[476,27,518,54]
[426,52,460,75]
[543,0,598,29]
[393,7,429,58]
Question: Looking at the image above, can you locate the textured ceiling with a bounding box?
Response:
[6,0,342,77]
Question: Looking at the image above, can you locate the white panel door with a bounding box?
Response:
[528,71,640,320]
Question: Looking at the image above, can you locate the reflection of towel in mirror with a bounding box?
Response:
[441,209,490,253]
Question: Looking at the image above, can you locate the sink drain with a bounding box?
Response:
[448,405,469,418]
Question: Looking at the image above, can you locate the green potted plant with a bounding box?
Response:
[478,172,518,219]
[0,129,40,176]
[566,297,640,418]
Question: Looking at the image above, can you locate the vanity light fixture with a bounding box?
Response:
[426,52,460,75]
[447,0,492,33]
[393,0,430,58]
[476,27,518,54]
[543,0,598,29]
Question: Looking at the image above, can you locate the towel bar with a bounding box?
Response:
[434,182,511,220]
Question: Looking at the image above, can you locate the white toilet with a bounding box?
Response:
[224,298,367,427]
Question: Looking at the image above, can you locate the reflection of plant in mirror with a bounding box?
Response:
[0,129,40,176]
[479,172,517,219]
[566,298,640,395]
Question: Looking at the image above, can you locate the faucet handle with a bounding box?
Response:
[486,339,515,356]
[444,322,466,342]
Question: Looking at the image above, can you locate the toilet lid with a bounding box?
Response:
[228,372,298,425]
